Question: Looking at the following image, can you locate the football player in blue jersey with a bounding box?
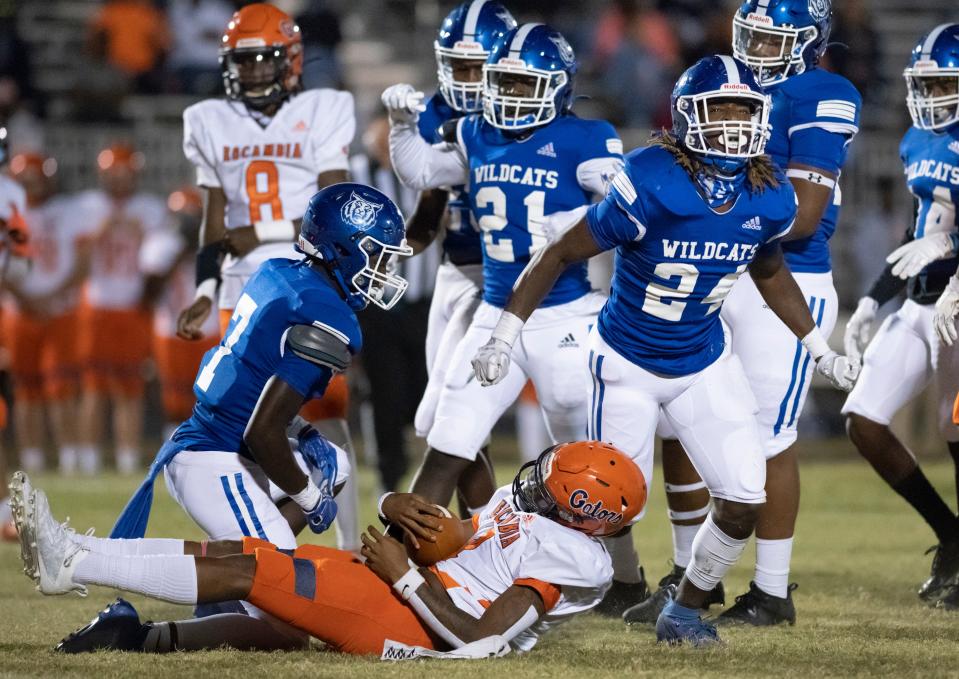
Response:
[383,0,515,511]
[61,184,413,653]
[842,24,959,607]
[472,55,859,645]
[625,0,864,626]
[383,23,624,516]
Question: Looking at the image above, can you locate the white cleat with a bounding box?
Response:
[12,472,90,596]
[9,471,38,581]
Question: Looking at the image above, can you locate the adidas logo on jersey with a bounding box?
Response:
[557,333,578,348]
[537,142,557,158]
[741,216,762,231]
[949,140,959,156]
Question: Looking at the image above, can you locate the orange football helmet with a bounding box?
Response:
[512,441,647,537]
[9,153,57,207]
[220,3,303,109]
[97,143,145,172]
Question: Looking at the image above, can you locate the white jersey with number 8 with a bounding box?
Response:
[182,89,355,307]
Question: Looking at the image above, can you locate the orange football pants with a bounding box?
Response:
[79,306,152,396]
[241,538,437,655]
[4,311,81,402]
[154,333,217,422]
[220,308,349,421]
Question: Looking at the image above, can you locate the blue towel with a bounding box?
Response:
[110,439,186,538]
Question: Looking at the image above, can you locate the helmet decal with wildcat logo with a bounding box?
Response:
[341,192,384,230]
[807,0,830,22]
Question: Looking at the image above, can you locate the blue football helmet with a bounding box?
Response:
[298,183,412,311]
[904,23,959,131]
[483,23,577,131]
[671,55,772,172]
[732,0,832,87]
[435,1,516,112]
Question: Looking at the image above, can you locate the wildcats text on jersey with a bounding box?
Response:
[661,240,759,262]
[221,143,304,162]
[905,159,959,186]
[473,163,560,189]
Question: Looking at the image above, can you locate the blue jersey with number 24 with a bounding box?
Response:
[586,145,797,376]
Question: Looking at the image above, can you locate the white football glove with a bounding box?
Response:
[843,296,878,366]
[471,338,513,387]
[886,232,957,279]
[381,84,426,125]
[934,276,959,347]
[815,351,861,392]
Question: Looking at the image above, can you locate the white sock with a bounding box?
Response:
[77,445,100,476]
[116,447,140,475]
[59,446,78,474]
[602,531,643,583]
[73,535,185,556]
[686,513,749,592]
[754,537,793,598]
[21,447,44,473]
[74,552,198,605]
[671,523,702,569]
[0,498,11,524]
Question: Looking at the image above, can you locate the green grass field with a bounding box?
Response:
[2,451,959,678]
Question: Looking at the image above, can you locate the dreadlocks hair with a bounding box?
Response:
[650,130,779,193]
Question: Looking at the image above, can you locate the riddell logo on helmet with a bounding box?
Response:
[454,41,483,51]
[569,489,623,525]
[721,83,751,92]
[746,13,773,24]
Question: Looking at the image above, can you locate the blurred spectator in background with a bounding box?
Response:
[296,1,346,90]
[851,175,907,301]
[350,114,436,492]
[140,187,218,439]
[594,0,678,128]
[74,143,170,475]
[3,153,90,474]
[87,0,171,95]
[828,0,883,105]
[0,78,43,154]
[166,0,234,96]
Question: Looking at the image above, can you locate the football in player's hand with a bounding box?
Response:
[404,506,472,567]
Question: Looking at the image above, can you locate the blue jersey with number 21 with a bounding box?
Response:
[586,145,797,376]
[173,259,362,457]
[458,113,623,307]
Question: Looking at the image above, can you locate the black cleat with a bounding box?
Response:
[56,598,150,653]
[919,542,959,602]
[594,569,651,618]
[623,565,725,625]
[714,581,797,627]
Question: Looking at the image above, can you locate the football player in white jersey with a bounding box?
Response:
[73,143,171,477]
[173,3,360,553]
[13,441,646,656]
[4,153,91,475]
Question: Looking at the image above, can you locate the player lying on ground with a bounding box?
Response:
[11,441,646,656]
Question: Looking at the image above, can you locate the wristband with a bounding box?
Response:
[800,327,831,361]
[194,277,218,302]
[392,566,426,601]
[253,219,296,243]
[491,312,524,347]
[286,415,312,439]
[195,242,223,287]
[290,480,322,512]
[377,492,395,521]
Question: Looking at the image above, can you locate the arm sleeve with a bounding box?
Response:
[183,107,221,188]
[867,226,913,306]
[388,119,468,190]
[585,168,647,250]
[311,91,355,174]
